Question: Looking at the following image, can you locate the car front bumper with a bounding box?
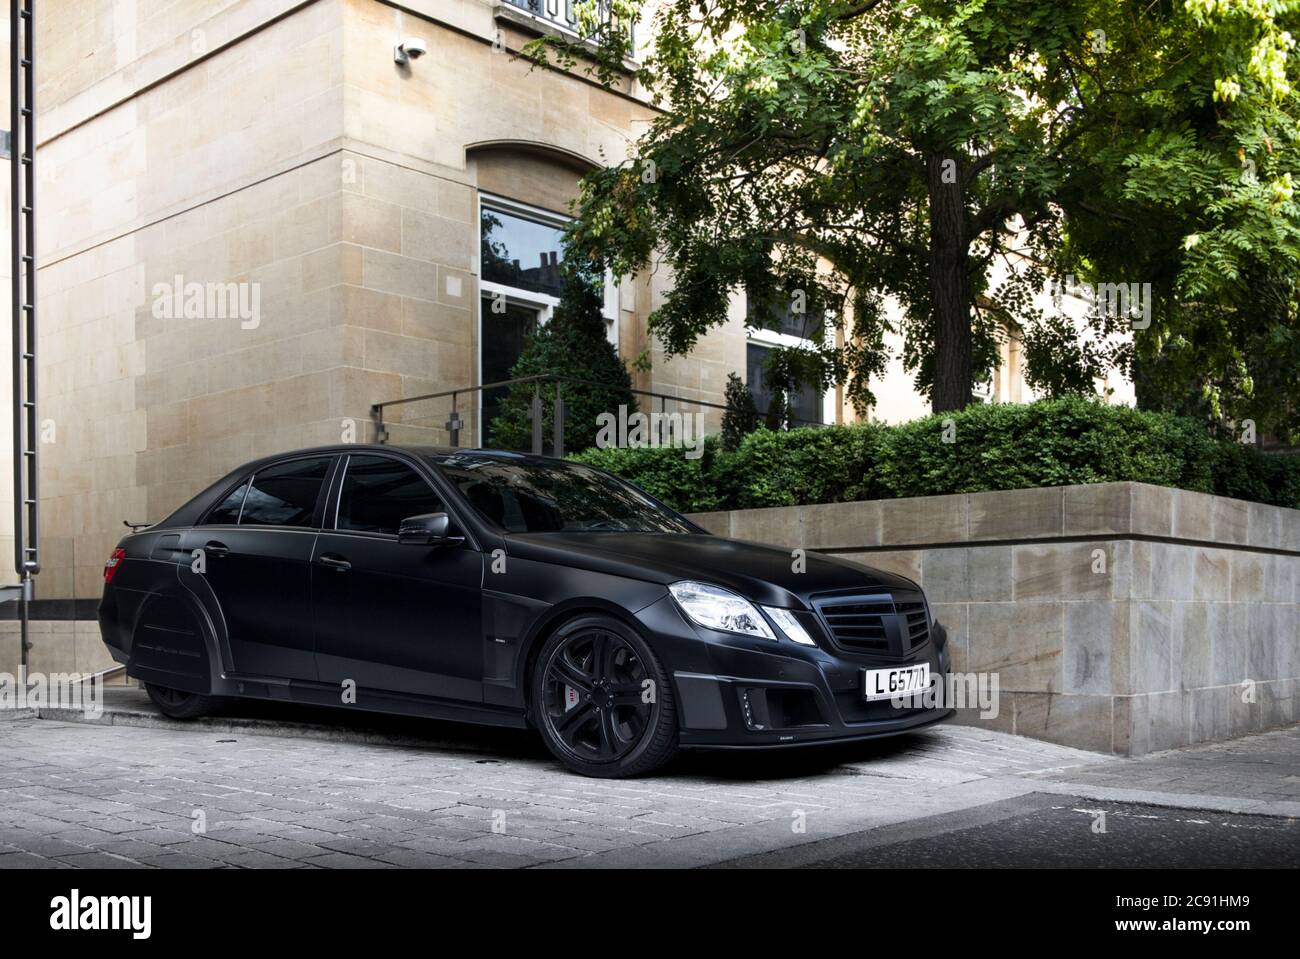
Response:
[634,594,956,749]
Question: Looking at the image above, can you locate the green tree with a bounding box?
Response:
[489,266,636,454]
[529,0,1300,425]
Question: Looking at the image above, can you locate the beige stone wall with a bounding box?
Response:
[26,0,742,603]
[36,0,347,601]
[688,483,1299,756]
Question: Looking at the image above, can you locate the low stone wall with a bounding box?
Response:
[0,619,118,677]
[687,482,1299,755]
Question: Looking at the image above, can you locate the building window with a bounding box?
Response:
[477,194,618,427]
[746,342,823,427]
[744,292,827,427]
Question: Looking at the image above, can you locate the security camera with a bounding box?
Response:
[394,37,427,65]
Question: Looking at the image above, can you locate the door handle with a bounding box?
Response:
[203,541,230,558]
[317,553,351,571]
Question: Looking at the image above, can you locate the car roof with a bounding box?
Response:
[250,444,570,468]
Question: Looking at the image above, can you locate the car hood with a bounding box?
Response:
[504,531,919,607]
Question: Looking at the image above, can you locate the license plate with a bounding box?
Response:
[863,663,930,701]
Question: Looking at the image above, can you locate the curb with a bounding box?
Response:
[33,705,519,756]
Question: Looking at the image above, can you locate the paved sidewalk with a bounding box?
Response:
[0,701,1294,868]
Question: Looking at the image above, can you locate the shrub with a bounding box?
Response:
[570,438,725,514]
[573,396,1300,512]
[720,372,759,452]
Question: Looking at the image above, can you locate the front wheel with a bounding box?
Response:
[531,615,678,778]
[144,682,223,720]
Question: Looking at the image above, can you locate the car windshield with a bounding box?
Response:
[431,455,694,534]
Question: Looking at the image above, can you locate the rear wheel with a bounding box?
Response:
[532,615,678,778]
[144,682,223,720]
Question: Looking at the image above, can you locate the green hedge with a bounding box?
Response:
[569,396,1300,513]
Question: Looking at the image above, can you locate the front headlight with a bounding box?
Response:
[762,606,817,646]
[668,581,775,640]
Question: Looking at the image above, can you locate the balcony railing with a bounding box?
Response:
[501,0,634,45]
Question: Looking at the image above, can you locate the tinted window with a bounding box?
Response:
[433,456,693,534]
[239,457,332,527]
[337,455,444,535]
[204,481,249,525]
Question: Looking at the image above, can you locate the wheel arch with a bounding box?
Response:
[515,598,657,723]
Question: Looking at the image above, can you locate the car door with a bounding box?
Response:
[311,452,485,702]
[180,454,335,680]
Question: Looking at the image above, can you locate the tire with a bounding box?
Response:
[531,614,678,778]
[144,682,223,720]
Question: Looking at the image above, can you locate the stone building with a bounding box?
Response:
[0,0,1129,673]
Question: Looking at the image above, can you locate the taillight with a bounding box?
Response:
[104,547,127,583]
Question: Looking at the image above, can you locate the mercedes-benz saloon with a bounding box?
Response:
[98,445,953,777]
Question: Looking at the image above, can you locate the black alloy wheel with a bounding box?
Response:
[533,615,677,778]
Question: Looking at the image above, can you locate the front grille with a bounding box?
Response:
[813,591,930,656]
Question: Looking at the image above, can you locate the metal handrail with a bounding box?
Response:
[371,372,825,454]
[371,373,741,456]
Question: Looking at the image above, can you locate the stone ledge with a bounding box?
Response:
[687,482,1300,553]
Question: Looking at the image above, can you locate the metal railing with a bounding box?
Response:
[371,372,827,456]
[372,373,733,457]
[502,0,635,44]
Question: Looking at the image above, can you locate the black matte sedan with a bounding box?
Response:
[98,445,953,777]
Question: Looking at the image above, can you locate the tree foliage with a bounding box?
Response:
[530,0,1300,434]
[721,371,759,450]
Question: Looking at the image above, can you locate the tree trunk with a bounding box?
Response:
[927,154,973,413]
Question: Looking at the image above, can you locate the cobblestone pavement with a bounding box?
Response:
[0,715,1294,868]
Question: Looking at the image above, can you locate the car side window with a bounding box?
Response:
[239,456,332,528]
[337,455,444,536]
[203,480,249,525]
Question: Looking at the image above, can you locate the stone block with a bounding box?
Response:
[1013,693,1114,753]
[834,549,922,585]
[1145,690,1190,753]
[729,506,802,548]
[967,544,1014,601]
[1063,601,1127,696]
[1114,693,1149,755]
[1192,548,1230,602]
[968,486,1062,541]
[1130,601,1174,693]
[879,493,967,546]
[802,501,881,550]
[931,603,969,674]
[684,512,729,537]
[1012,542,1114,602]
[1174,602,1215,691]
[1063,482,1130,537]
[967,602,1063,692]
[1130,483,1174,538]
[1211,496,1250,545]
[920,548,969,604]
[1150,542,1195,602]
[1172,489,1216,542]
[1229,552,1266,602]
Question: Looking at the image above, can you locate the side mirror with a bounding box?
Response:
[397,512,464,547]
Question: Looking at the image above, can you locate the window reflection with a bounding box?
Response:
[481,206,566,298]
[434,456,693,534]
